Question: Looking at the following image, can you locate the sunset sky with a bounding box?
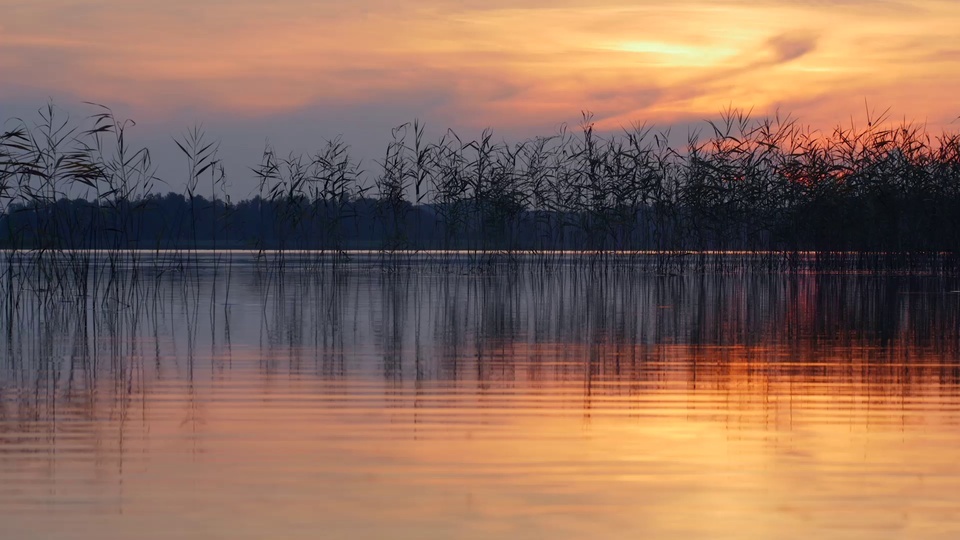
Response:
[2,0,959,193]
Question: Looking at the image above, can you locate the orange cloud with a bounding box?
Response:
[1,0,958,132]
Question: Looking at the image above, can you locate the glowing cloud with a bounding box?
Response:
[1,0,959,132]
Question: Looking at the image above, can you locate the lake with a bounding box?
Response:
[2,253,960,539]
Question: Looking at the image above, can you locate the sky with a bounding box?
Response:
[2,0,959,195]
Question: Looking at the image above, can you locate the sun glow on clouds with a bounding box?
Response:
[1,0,959,131]
[605,41,737,67]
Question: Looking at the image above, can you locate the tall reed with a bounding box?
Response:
[3,103,960,285]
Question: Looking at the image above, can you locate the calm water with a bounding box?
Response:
[2,255,960,539]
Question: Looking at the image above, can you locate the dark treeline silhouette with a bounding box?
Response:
[3,104,960,260]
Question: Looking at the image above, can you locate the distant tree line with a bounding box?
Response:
[3,105,960,253]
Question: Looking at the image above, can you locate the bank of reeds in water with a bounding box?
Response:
[2,103,960,316]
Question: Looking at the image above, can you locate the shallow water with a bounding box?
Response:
[2,258,960,539]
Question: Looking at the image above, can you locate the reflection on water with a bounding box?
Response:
[2,259,960,539]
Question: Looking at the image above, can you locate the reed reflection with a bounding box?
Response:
[2,260,960,538]
[2,264,959,401]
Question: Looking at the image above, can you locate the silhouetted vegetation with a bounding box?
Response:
[3,104,960,274]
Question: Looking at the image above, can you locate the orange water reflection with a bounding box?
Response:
[2,269,960,538]
[3,342,960,539]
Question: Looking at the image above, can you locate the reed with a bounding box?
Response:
[1,100,959,308]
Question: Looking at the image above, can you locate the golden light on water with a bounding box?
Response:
[2,262,960,538]
[4,342,960,539]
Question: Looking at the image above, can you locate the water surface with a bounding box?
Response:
[2,257,960,539]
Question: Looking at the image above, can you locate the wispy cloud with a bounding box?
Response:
[1,0,958,132]
[765,32,818,65]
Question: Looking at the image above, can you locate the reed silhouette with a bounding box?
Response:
[3,102,960,307]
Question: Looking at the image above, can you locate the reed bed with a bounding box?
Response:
[2,103,960,317]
